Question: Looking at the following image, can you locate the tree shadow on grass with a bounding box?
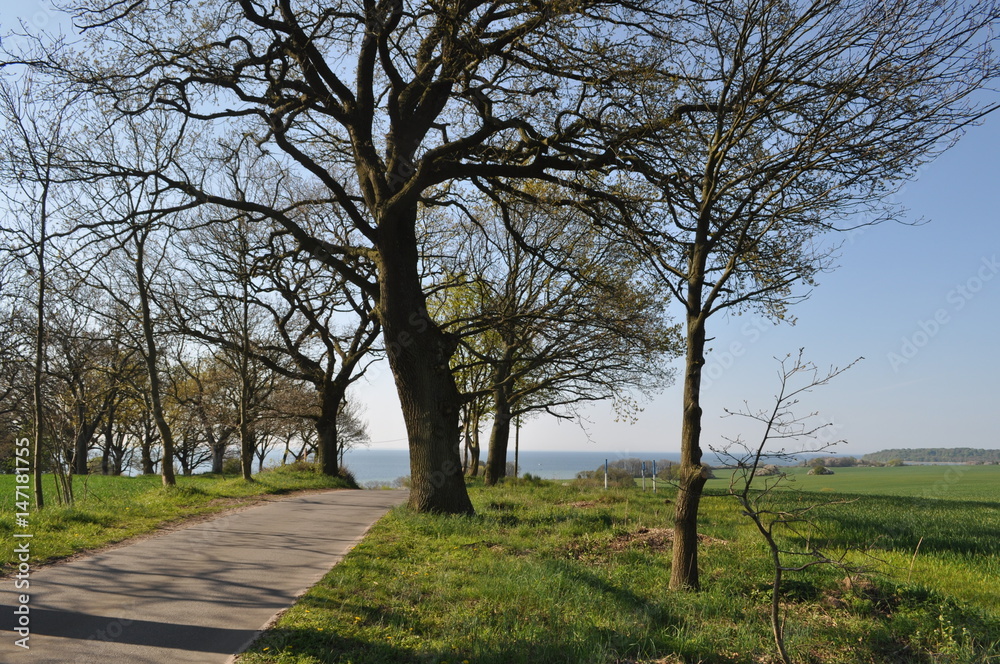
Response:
[250,558,697,664]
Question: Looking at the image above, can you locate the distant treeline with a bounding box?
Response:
[798,456,863,467]
[862,448,1000,464]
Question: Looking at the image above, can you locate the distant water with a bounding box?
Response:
[342,448,696,485]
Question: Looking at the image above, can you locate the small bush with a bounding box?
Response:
[278,459,317,473]
[572,467,635,488]
[656,463,680,481]
[754,464,783,477]
[337,466,359,489]
[503,472,547,487]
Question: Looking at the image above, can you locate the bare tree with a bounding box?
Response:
[621,0,1000,590]
[182,215,275,481]
[169,354,238,475]
[713,350,862,664]
[0,74,82,506]
[172,190,381,478]
[43,299,118,475]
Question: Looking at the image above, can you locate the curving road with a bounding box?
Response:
[1,489,408,663]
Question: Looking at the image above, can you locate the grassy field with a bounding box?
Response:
[770,465,1000,503]
[4,465,997,662]
[234,473,1000,664]
[0,465,355,573]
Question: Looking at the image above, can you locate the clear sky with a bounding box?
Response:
[3,0,997,458]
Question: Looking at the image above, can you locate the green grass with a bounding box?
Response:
[0,465,356,572]
[774,465,1000,503]
[236,478,1000,664]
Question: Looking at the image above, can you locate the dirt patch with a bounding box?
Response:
[566,500,597,508]
[563,527,726,561]
[610,527,727,552]
[610,527,675,551]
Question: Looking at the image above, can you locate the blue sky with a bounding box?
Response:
[3,0,997,457]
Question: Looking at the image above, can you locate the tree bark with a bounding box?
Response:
[73,404,102,475]
[210,440,226,474]
[484,379,512,486]
[315,382,345,476]
[484,349,514,486]
[670,323,709,589]
[239,414,254,480]
[237,235,255,482]
[31,180,48,509]
[140,423,156,475]
[464,401,482,477]
[462,401,482,477]
[670,241,710,591]
[377,206,473,515]
[135,234,176,487]
[101,404,114,475]
[469,416,481,477]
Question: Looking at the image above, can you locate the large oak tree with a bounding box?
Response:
[36,0,670,512]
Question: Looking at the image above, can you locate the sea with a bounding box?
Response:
[341,448,701,485]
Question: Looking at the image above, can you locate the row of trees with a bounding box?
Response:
[0,155,376,489]
[863,448,1000,464]
[0,73,678,496]
[2,0,997,591]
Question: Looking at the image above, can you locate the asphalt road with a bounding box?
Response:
[1,489,408,663]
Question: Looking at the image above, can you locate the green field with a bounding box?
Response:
[765,465,1000,503]
[236,475,1000,664]
[4,467,999,662]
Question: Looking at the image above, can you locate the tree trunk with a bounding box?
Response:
[461,403,470,474]
[209,439,223,473]
[464,401,482,477]
[484,381,512,486]
[112,434,125,475]
[239,417,254,480]
[377,206,473,515]
[670,306,710,590]
[514,413,520,479]
[74,403,89,474]
[73,406,104,476]
[315,382,346,476]
[469,405,481,477]
[101,402,115,475]
[484,351,513,486]
[140,420,156,475]
[31,187,47,509]
[135,234,176,487]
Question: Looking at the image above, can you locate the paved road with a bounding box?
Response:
[1,489,408,663]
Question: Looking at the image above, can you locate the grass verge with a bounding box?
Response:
[0,464,357,573]
[237,478,1000,664]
